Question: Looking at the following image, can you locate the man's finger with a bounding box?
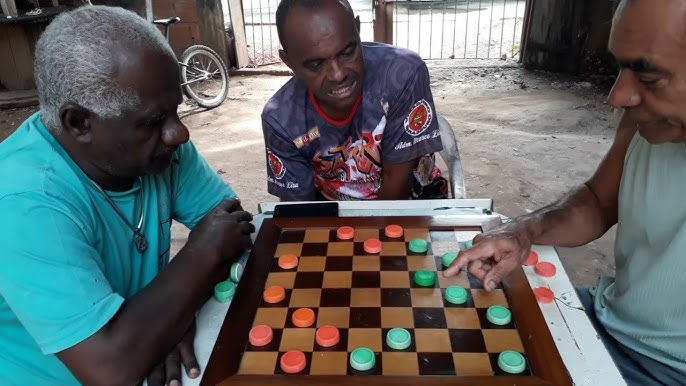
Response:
[164,349,182,386]
[178,339,201,379]
[146,362,166,386]
[231,210,253,224]
[443,240,496,277]
[466,259,488,283]
[216,197,242,213]
[482,258,519,292]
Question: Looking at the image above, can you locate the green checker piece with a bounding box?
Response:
[386,328,412,350]
[444,285,469,305]
[214,280,236,303]
[498,350,526,374]
[408,238,429,253]
[464,239,473,248]
[413,269,436,287]
[230,262,243,283]
[441,252,458,267]
[350,347,376,371]
[487,305,512,325]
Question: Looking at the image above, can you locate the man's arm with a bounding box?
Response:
[376,159,416,200]
[444,112,637,288]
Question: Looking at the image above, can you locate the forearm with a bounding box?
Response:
[514,183,615,247]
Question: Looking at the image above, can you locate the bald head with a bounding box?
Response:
[275,0,356,51]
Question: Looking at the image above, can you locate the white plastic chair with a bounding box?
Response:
[437,114,466,199]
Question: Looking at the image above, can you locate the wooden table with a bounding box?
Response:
[176,199,627,386]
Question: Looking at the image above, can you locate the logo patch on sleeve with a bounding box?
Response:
[403,99,433,136]
[267,148,286,179]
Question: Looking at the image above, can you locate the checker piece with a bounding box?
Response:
[386,328,412,350]
[444,285,468,305]
[408,238,428,253]
[349,347,376,371]
[413,269,436,287]
[280,350,307,374]
[230,262,243,283]
[441,252,458,267]
[498,350,527,374]
[337,226,355,240]
[278,253,299,269]
[487,305,512,326]
[213,281,235,303]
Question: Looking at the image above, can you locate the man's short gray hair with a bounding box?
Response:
[34,5,176,131]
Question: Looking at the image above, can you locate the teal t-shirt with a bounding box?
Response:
[594,133,686,375]
[0,112,236,385]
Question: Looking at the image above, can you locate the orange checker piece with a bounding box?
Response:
[535,262,557,278]
[525,250,539,266]
[249,324,274,346]
[384,224,404,238]
[263,285,286,304]
[337,226,355,240]
[533,287,555,304]
[315,325,340,347]
[278,253,299,269]
[363,238,382,254]
[292,307,316,327]
[280,350,307,374]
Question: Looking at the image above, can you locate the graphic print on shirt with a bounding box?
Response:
[313,116,386,186]
[294,126,321,149]
[267,148,286,179]
[404,99,433,136]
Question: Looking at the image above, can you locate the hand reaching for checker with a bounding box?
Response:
[442,222,533,291]
[187,198,255,264]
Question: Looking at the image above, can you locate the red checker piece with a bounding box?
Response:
[337,226,355,240]
[280,350,307,374]
[363,238,382,254]
[263,285,286,304]
[384,224,404,238]
[533,287,555,304]
[535,262,557,277]
[316,325,340,347]
[278,253,299,269]
[292,307,316,327]
[524,250,539,266]
[249,324,273,346]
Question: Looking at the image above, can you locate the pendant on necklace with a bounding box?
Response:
[135,234,148,253]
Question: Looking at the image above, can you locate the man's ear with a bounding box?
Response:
[279,49,294,71]
[354,15,361,33]
[59,103,93,144]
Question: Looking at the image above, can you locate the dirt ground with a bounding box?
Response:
[0,61,620,286]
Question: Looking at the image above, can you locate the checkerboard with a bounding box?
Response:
[200,216,571,386]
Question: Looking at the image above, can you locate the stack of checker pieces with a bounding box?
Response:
[201,216,572,386]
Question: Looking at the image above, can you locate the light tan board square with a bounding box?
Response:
[444,307,481,329]
[431,240,462,257]
[380,241,406,256]
[310,352,348,375]
[437,271,471,289]
[410,288,444,307]
[297,256,326,272]
[289,289,322,307]
[353,255,380,271]
[414,329,453,352]
[265,272,296,289]
[323,271,352,288]
[407,255,438,271]
[380,271,410,288]
[472,289,509,308]
[316,307,350,328]
[382,352,419,375]
[328,242,354,256]
[238,352,278,374]
[381,307,415,328]
[482,329,525,353]
[279,328,316,352]
[253,308,288,328]
[304,228,331,243]
[453,353,494,376]
[347,328,382,352]
[274,243,302,257]
[404,228,430,241]
[351,288,381,307]
[353,228,380,242]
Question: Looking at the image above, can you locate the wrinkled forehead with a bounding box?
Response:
[609,0,686,64]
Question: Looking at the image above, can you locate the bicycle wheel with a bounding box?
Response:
[180,45,229,109]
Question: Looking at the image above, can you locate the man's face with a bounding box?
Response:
[608,0,686,144]
[280,1,364,119]
[88,46,189,179]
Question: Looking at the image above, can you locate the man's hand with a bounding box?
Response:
[443,222,532,291]
[186,198,255,263]
[146,322,199,386]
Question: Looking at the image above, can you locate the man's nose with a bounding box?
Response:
[327,60,346,83]
[607,70,641,109]
[161,118,190,146]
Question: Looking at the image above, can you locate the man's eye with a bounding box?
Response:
[639,78,659,86]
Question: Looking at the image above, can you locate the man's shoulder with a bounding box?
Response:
[362,42,426,72]
[262,76,307,121]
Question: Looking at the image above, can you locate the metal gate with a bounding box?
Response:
[234,0,527,66]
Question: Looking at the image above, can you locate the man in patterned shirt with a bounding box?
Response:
[261,0,448,201]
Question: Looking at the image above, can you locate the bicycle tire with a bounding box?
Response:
[180,45,229,109]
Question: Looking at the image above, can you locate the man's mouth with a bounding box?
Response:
[327,81,357,98]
